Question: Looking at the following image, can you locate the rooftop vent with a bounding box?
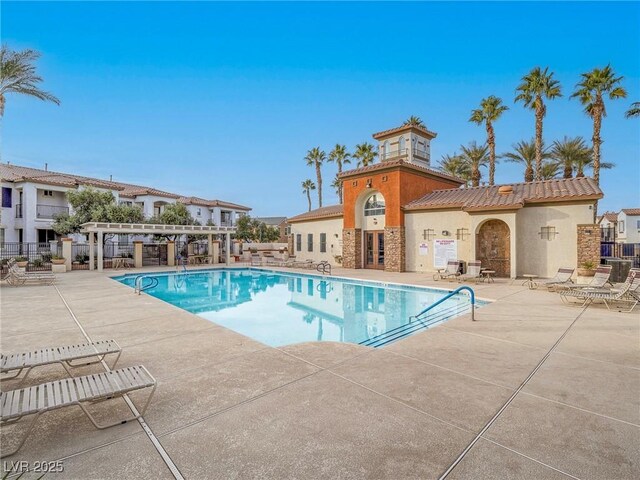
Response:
[498,185,513,195]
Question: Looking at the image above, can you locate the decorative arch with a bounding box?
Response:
[475,219,511,277]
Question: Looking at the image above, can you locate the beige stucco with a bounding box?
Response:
[290,217,343,265]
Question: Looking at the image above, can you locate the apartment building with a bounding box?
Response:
[599,209,640,244]
[0,163,250,244]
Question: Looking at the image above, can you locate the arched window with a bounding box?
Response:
[398,136,406,153]
[364,194,385,216]
[383,140,390,160]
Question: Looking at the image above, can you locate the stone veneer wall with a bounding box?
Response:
[577,224,600,267]
[287,234,294,256]
[342,228,362,269]
[384,226,405,272]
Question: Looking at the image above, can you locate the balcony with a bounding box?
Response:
[380,148,429,162]
[36,204,69,219]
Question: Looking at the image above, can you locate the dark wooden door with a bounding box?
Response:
[365,231,385,269]
[476,220,510,277]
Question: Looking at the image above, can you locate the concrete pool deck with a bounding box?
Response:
[1,266,638,479]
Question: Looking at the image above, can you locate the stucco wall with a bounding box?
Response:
[290,217,343,265]
[618,212,640,243]
[516,203,593,277]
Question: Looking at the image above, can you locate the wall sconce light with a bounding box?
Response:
[456,228,470,241]
[373,218,378,225]
[366,179,372,188]
[423,229,435,240]
[442,230,450,236]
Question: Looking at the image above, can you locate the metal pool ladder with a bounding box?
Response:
[134,275,159,295]
[359,286,476,348]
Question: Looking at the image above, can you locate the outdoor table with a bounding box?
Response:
[522,274,539,289]
[481,270,495,283]
[111,257,130,270]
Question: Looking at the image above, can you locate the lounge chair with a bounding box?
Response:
[6,265,56,286]
[541,267,574,290]
[250,253,262,266]
[1,340,122,383]
[458,261,482,283]
[0,365,156,458]
[559,269,640,312]
[433,260,460,281]
[556,265,613,293]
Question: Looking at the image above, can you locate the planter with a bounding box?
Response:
[577,268,596,277]
[16,261,28,268]
[51,259,66,265]
[52,264,67,273]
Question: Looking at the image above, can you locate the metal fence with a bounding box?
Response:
[601,242,640,268]
[0,242,59,275]
[71,243,91,270]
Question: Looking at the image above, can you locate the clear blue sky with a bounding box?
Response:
[2,1,639,216]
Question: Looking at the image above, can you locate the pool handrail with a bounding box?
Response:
[134,274,159,295]
[411,285,476,322]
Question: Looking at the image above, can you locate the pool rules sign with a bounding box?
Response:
[434,239,457,268]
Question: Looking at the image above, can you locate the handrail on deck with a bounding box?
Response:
[134,274,159,295]
[412,285,476,321]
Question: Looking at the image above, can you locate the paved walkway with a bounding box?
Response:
[1,266,638,479]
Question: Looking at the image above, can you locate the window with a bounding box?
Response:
[619,221,625,233]
[197,208,201,216]
[398,136,406,152]
[320,233,327,253]
[636,220,640,230]
[1,187,11,208]
[307,234,313,252]
[296,234,302,252]
[0,228,4,247]
[364,194,385,216]
[43,190,54,197]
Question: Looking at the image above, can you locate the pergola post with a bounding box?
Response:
[97,231,104,272]
[89,232,95,271]
[208,234,213,262]
[225,233,231,265]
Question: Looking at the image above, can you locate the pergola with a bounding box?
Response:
[80,222,237,271]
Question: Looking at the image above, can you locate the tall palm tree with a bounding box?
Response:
[0,45,60,116]
[327,144,351,174]
[353,142,377,167]
[438,153,471,185]
[540,161,561,180]
[305,147,326,208]
[515,67,562,180]
[625,102,640,118]
[403,115,425,127]
[301,179,316,212]
[469,96,508,185]
[550,136,592,179]
[573,154,615,178]
[571,65,627,188]
[502,139,551,182]
[331,174,344,204]
[459,142,489,187]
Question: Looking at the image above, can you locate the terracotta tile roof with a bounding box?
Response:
[600,211,619,223]
[288,204,344,223]
[254,216,288,226]
[209,199,251,211]
[404,177,603,212]
[372,124,437,140]
[177,196,216,207]
[339,158,464,184]
[118,184,180,199]
[621,208,640,216]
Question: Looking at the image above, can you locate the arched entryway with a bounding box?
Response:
[476,219,511,277]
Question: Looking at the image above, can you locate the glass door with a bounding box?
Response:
[365,231,384,269]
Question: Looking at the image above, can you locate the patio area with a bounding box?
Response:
[1,266,638,479]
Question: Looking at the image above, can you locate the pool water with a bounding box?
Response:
[115,269,479,347]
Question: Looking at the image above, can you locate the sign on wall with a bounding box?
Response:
[419,243,429,256]
[434,239,457,268]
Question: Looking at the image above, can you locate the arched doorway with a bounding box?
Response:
[476,220,511,277]
[362,193,386,269]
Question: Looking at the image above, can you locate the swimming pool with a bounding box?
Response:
[114,269,480,347]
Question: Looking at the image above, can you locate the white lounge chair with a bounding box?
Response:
[458,261,482,283]
[6,264,56,286]
[0,365,156,458]
[1,340,122,384]
[557,265,613,293]
[559,269,640,312]
[433,260,460,281]
[541,267,574,290]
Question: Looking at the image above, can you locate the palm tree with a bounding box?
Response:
[540,161,561,180]
[502,139,551,182]
[327,144,351,175]
[0,45,60,116]
[515,67,562,180]
[305,147,326,208]
[353,142,378,167]
[571,65,627,188]
[550,136,592,179]
[573,155,615,178]
[331,174,344,204]
[438,153,471,185]
[403,115,425,127]
[301,179,316,212]
[459,142,489,187]
[626,102,640,118]
[469,96,508,186]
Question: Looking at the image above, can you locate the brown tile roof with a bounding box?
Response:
[600,211,619,223]
[209,199,251,211]
[372,124,437,140]
[288,204,344,223]
[404,177,603,212]
[339,158,464,184]
[117,184,180,199]
[177,196,216,207]
[621,208,640,216]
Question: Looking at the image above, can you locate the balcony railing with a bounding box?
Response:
[36,204,69,219]
[380,147,429,161]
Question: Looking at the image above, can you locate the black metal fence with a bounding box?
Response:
[71,244,90,270]
[601,242,640,268]
[142,244,168,266]
[0,242,59,275]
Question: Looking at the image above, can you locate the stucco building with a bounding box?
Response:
[289,123,603,278]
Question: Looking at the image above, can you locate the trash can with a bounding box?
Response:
[458,260,467,275]
[602,258,632,282]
